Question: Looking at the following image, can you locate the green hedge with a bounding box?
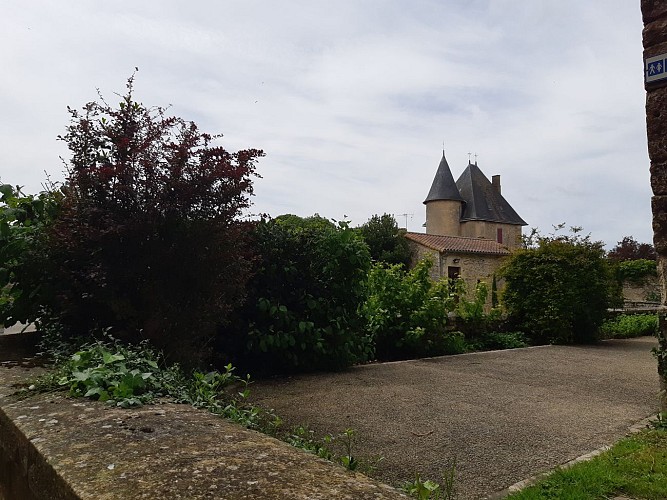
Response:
[600,314,657,339]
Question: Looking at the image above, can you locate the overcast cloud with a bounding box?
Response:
[0,1,651,247]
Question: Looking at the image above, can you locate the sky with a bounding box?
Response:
[0,1,653,248]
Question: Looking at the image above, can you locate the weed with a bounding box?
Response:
[650,412,667,431]
[26,337,278,429]
[28,337,165,407]
[402,459,457,500]
[337,428,359,471]
[285,425,334,460]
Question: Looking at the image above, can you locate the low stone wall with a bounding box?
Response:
[622,276,660,304]
[0,335,407,500]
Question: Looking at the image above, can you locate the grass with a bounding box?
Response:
[506,428,667,500]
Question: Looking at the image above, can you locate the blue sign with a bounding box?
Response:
[646,53,667,84]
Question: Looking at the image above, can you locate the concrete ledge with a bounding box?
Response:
[0,336,407,499]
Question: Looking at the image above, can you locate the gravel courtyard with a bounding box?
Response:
[249,337,660,499]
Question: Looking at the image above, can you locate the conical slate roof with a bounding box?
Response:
[455,163,527,226]
[423,152,465,204]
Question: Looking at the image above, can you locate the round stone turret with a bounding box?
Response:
[424,152,464,236]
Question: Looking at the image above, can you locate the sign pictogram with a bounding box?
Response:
[646,53,667,84]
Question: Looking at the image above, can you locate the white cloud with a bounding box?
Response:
[0,0,653,247]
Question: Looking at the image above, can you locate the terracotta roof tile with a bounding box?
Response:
[405,232,511,256]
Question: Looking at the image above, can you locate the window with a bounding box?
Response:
[497,227,503,244]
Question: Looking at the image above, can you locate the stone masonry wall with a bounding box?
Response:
[642,0,667,409]
[408,241,506,308]
[459,221,522,250]
[410,243,441,280]
[622,275,661,303]
[425,200,461,236]
[441,251,505,293]
[0,334,408,500]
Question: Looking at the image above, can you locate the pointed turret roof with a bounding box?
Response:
[455,162,527,226]
[423,152,465,204]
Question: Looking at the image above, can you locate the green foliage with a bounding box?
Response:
[337,428,359,471]
[41,337,169,407]
[454,279,502,338]
[30,337,278,430]
[600,314,658,339]
[225,215,373,373]
[650,412,667,431]
[43,75,262,363]
[0,184,62,328]
[403,475,443,500]
[616,258,657,284]
[501,227,611,344]
[285,426,334,461]
[284,426,369,472]
[469,331,529,351]
[362,259,464,360]
[358,213,412,267]
[491,274,499,309]
[403,460,456,500]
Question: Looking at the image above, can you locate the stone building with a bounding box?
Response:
[405,152,527,289]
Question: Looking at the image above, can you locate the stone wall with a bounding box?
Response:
[441,251,505,293]
[459,221,522,250]
[622,276,661,303]
[642,0,667,409]
[410,242,441,280]
[0,334,408,500]
[425,200,462,236]
[408,241,506,307]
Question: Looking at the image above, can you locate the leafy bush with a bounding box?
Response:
[55,338,166,407]
[0,184,62,328]
[454,279,503,339]
[362,259,464,360]
[468,331,529,351]
[607,236,656,262]
[501,227,611,344]
[222,215,372,373]
[42,76,262,363]
[616,259,657,284]
[600,314,658,339]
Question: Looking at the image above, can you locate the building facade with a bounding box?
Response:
[406,152,527,291]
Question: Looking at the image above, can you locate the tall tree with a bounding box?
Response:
[607,236,656,261]
[358,213,412,268]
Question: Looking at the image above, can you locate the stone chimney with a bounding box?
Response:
[492,175,501,194]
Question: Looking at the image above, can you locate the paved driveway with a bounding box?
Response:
[249,337,660,499]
